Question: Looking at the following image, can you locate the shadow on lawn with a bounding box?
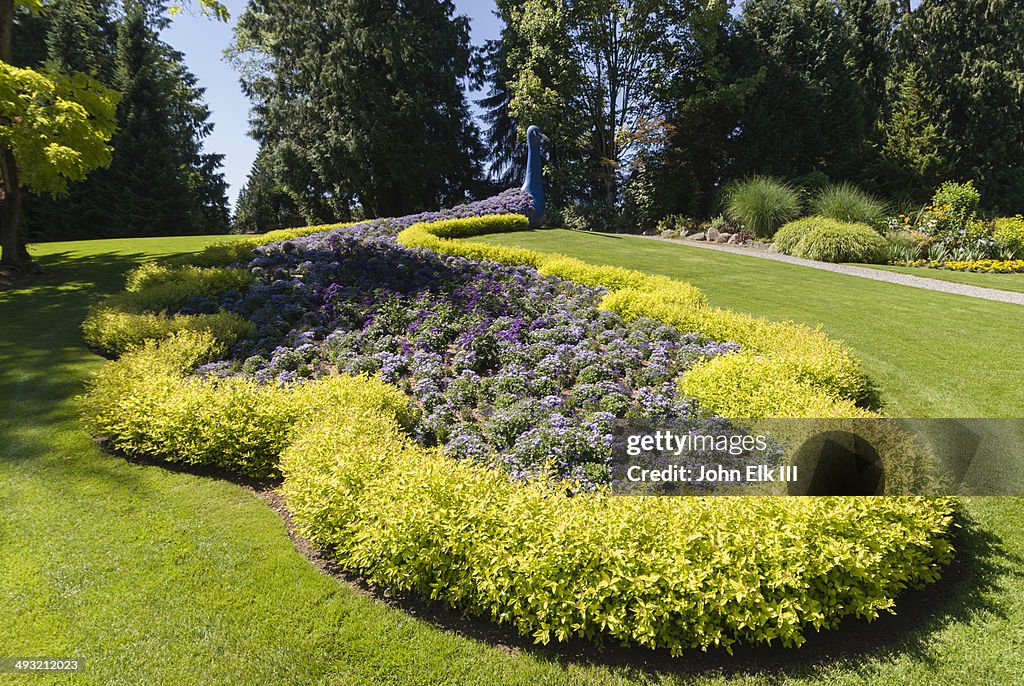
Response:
[0,249,207,465]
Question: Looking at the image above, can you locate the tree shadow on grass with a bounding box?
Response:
[0,249,219,465]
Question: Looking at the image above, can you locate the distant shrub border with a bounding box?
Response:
[81,199,959,654]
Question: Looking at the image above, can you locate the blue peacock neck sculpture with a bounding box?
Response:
[521,125,547,228]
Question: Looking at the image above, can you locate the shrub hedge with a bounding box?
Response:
[82,308,255,357]
[993,216,1024,257]
[773,217,888,264]
[282,399,958,653]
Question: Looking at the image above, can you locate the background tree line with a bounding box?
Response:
[10,0,230,243]
[234,0,1024,233]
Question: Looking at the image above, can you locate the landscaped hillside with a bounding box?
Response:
[1,232,1022,684]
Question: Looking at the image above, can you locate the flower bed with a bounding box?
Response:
[196,227,753,485]
[81,190,959,653]
[892,258,1024,273]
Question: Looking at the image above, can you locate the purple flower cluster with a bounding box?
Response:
[185,190,757,488]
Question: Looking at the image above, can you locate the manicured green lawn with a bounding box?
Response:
[473,229,1024,418]
[2,235,1022,685]
[863,263,1024,294]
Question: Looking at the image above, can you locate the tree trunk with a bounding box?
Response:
[0,0,29,269]
[0,148,26,269]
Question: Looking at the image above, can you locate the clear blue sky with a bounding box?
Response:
[163,1,502,210]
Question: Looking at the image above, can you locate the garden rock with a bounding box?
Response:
[728,234,742,244]
[716,234,730,243]
[691,232,707,241]
[706,227,721,241]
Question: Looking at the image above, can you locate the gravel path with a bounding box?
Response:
[642,235,1024,306]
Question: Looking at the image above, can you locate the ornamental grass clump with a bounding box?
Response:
[723,176,802,238]
[810,183,888,228]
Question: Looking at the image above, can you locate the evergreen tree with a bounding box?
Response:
[735,0,871,181]
[869,64,951,203]
[478,32,524,187]
[232,0,484,220]
[45,0,116,79]
[900,0,1024,213]
[232,148,303,233]
[17,0,229,239]
[94,2,195,235]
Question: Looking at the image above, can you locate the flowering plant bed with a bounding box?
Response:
[892,258,1024,273]
[81,191,959,653]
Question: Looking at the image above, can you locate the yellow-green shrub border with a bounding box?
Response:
[81,331,414,478]
[282,389,958,654]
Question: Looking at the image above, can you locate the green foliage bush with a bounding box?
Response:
[282,402,958,653]
[931,180,980,229]
[993,216,1024,257]
[771,218,816,254]
[81,331,414,478]
[679,351,870,419]
[885,231,924,263]
[810,183,888,227]
[109,263,254,313]
[723,176,802,237]
[81,308,255,357]
[773,217,888,264]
